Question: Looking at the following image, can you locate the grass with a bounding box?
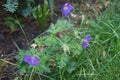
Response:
[73,0,120,79]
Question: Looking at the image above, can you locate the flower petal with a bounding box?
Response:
[68,4,73,11]
[24,55,32,63]
[29,56,39,66]
[85,34,91,41]
[61,3,73,16]
[82,40,89,48]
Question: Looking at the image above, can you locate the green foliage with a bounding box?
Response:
[15,1,120,80]
[33,20,87,79]
[48,0,54,20]
[3,0,44,16]
[5,17,18,31]
[82,1,120,79]
[3,0,55,18]
[47,20,72,34]
[33,0,49,28]
[0,60,3,72]
[16,19,85,79]
[56,53,69,69]
[17,0,44,17]
[15,48,50,75]
[3,0,18,13]
[5,17,29,48]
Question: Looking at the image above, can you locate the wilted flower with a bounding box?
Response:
[24,55,39,66]
[82,34,91,48]
[61,3,73,16]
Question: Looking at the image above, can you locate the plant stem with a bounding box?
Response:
[17,21,30,48]
[12,39,20,51]
[30,67,35,80]
[0,59,16,66]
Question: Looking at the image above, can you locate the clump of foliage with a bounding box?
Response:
[33,0,49,28]
[15,19,92,79]
[3,0,44,16]
[4,17,18,31]
[3,0,18,13]
[3,0,53,29]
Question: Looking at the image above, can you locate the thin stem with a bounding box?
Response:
[12,39,20,51]
[30,67,35,80]
[85,49,95,71]
[59,69,62,80]
[0,59,16,66]
[35,72,54,80]
[17,21,30,48]
[29,31,47,44]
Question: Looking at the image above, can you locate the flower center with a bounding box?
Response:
[31,56,35,63]
[64,6,68,10]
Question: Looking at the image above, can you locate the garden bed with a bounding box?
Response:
[0,0,119,80]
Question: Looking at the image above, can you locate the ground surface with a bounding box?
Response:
[0,13,43,80]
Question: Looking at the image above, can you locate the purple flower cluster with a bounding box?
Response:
[24,55,39,66]
[82,34,92,48]
[61,3,73,16]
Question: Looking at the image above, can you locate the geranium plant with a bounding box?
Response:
[15,3,92,79]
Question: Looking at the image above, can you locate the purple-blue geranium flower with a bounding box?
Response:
[82,34,91,48]
[61,3,73,16]
[82,40,89,48]
[85,34,91,41]
[24,55,39,66]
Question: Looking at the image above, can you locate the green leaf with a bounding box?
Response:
[5,17,16,31]
[3,0,18,13]
[10,23,15,31]
[35,0,49,28]
[47,20,73,34]
[56,54,69,69]
[19,66,27,75]
[67,61,76,73]
[49,0,54,20]
[49,0,54,11]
